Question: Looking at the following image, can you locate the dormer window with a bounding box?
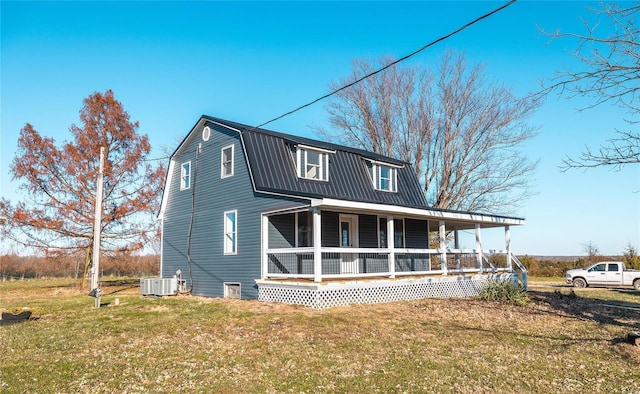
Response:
[366,160,400,192]
[379,165,394,191]
[296,145,332,181]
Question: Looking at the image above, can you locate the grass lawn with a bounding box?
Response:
[1,278,639,393]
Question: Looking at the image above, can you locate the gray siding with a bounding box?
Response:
[162,122,306,300]
[358,214,378,248]
[321,211,339,247]
[268,213,295,248]
[405,218,429,249]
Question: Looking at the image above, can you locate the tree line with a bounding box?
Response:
[520,243,640,277]
[0,254,159,281]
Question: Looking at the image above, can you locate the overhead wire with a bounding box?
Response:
[254,0,518,130]
[147,1,517,163]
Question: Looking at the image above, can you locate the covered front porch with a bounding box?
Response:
[257,198,527,308]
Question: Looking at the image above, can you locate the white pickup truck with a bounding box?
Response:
[565,261,640,290]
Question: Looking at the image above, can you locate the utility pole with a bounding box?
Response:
[90,147,105,307]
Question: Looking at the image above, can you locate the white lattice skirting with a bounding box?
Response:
[256,274,518,309]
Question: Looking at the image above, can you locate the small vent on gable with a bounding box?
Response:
[202,126,211,141]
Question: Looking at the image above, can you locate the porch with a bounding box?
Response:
[263,247,524,280]
[257,272,521,310]
[257,200,527,308]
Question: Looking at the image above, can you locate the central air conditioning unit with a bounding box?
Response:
[140,277,178,296]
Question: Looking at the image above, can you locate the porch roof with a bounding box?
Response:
[310,198,524,230]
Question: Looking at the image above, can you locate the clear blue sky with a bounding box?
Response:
[2,1,639,256]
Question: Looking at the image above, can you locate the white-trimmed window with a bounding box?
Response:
[224,210,237,255]
[221,145,234,178]
[394,218,405,248]
[377,217,404,248]
[180,161,191,190]
[378,217,388,248]
[296,211,313,247]
[367,161,398,192]
[296,145,332,181]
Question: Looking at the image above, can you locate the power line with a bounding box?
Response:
[141,155,170,162]
[255,0,518,130]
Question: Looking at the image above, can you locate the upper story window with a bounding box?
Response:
[221,145,234,178]
[180,161,191,190]
[296,145,332,181]
[366,160,399,192]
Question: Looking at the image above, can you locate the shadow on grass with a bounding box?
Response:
[613,288,640,299]
[102,278,140,286]
[41,278,140,290]
[102,284,139,295]
[528,289,640,330]
[43,281,78,289]
[447,320,607,344]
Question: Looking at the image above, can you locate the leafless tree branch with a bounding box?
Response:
[539,2,640,169]
[318,51,540,215]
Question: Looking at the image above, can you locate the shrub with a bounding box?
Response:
[478,279,530,306]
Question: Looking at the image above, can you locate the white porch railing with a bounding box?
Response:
[265,247,521,281]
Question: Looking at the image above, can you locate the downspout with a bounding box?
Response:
[185,143,201,293]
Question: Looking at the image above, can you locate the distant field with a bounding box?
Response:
[1,278,639,393]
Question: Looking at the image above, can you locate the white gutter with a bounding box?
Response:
[310,198,524,227]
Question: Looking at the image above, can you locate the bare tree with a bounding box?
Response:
[581,240,601,264]
[540,2,640,170]
[320,52,540,214]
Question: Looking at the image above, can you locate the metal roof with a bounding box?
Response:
[202,116,430,209]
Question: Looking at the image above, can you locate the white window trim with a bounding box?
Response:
[363,157,402,192]
[377,216,405,248]
[377,216,386,248]
[221,144,234,179]
[202,126,211,141]
[224,282,241,299]
[338,213,359,248]
[224,210,238,255]
[370,163,397,192]
[394,217,405,248]
[378,165,397,192]
[180,161,191,190]
[295,211,313,247]
[296,146,330,182]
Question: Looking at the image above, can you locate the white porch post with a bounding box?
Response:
[454,230,461,269]
[261,214,269,279]
[505,225,512,271]
[439,221,447,275]
[475,224,483,272]
[313,208,322,283]
[387,215,395,278]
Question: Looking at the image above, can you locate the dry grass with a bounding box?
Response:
[1,278,639,393]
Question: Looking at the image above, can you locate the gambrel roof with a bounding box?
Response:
[161,115,524,227]
[202,115,429,209]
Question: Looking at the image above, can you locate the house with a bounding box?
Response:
[158,115,527,309]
